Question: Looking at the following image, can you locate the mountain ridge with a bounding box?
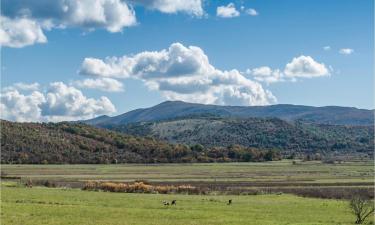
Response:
[83,101,374,126]
[105,116,374,156]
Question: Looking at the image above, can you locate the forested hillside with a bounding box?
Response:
[1,120,280,164]
[106,116,374,157]
[2,112,373,165]
[84,101,374,126]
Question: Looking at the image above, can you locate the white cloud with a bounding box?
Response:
[0,90,45,122]
[130,0,204,16]
[3,82,40,91]
[245,8,258,16]
[247,67,284,84]
[323,46,331,51]
[339,48,354,55]
[79,42,276,106]
[1,0,136,48]
[62,0,137,33]
[0,16,47,48]
[250,66,272,76]
[284,55,330,78]
[80,42,214,79]
[1,82,116,122]
[2,0,137,32]
[80,56,136,78]
[74,78,124,92]
[247,56,331,84]
[217,3,240,18]
[1,0,206,48]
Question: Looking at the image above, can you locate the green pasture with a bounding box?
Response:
[1,160,373,184]
[1,185,356,225]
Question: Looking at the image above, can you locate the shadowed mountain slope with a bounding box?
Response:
[106,116,374,156]
[85,101,374,126]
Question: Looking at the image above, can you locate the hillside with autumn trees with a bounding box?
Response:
[1,120,281,164]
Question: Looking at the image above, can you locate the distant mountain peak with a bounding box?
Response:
[81,101,374,126]
[96,115,110,119]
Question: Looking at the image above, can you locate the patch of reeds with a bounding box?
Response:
[82,181,208,194]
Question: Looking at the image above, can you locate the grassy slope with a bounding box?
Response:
[2,186,354,225]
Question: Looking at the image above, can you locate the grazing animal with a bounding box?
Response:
[171,200,176,205]
[163,200,170,206]
[26,179,33,188]
[227,199,232,205]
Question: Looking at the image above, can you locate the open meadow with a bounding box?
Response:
[1,184,356,225]
[1,160,373,197]
[2,160,373,183]
[1,160,374,224]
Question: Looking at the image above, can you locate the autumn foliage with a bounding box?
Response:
[83,181,206,194]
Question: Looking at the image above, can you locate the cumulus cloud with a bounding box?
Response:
[0,90,45,122]
[284,55,330,78]
[2,0,137,32]
[339,48,354,55]
[130,0,204,16]
[79,42,213,79]
[217,3,240,18]
[245,8,258,16]
[247,67,284,84]
[250,66,272,77]
[1,82,116,122]
[80,57,133,78]
[247,56,330,84]
[74,78,124,92]
[1,0,205,48]
[323,46,331,51]
[1,0,136,47]
[61,0,137,32]
[3,82,40,91]
[79,42,276,106]
[0,16,47,48]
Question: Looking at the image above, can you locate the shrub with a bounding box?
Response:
[82,181,206,195]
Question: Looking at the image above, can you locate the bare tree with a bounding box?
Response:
[349,195,374,224]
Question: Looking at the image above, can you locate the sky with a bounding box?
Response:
[1,0,374,122]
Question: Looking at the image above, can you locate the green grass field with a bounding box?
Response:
[1,161,373,224]
[2,160,373,184]
[2,185,355,225]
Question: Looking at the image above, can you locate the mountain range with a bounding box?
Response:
[1,101,373,164]
[81,101,373,158]
[84,101,374,126]
[103,116,374,156]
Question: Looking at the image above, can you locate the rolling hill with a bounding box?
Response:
[105,116,374,157]
[84,101,374,126]
[3,101,373,164]
[0,120,280,164]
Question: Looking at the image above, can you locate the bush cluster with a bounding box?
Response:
[83,181,207,194]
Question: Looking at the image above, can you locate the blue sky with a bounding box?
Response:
[1,0,373,122]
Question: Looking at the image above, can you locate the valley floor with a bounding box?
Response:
[2,185,354,225]
[1,160,373,224]
[2,160,373,185]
